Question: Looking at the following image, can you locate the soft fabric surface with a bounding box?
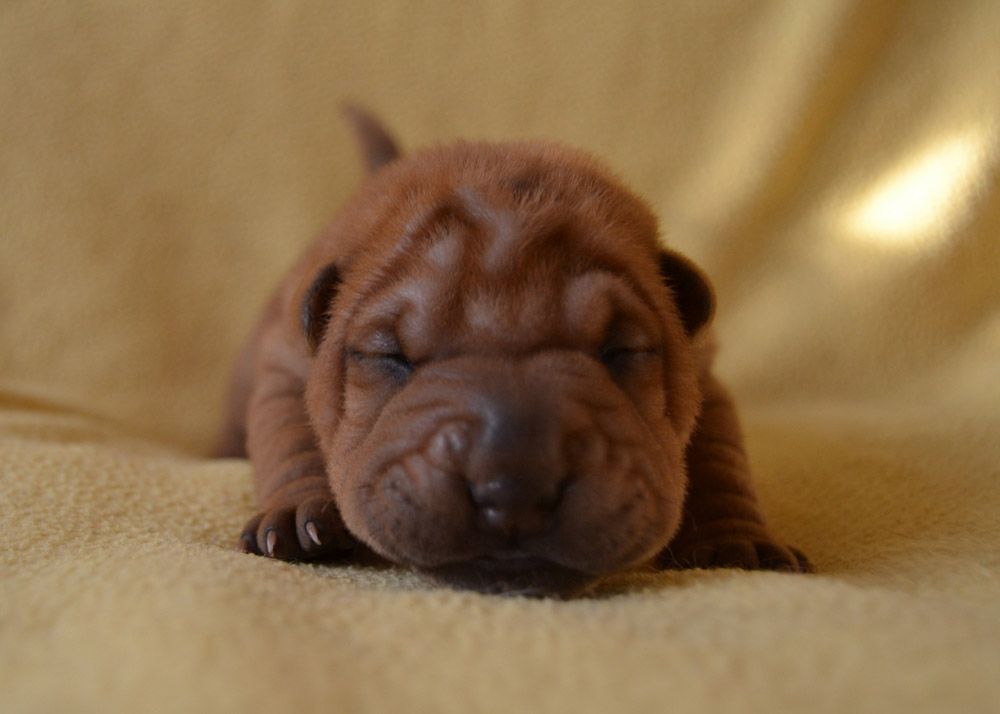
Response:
[2,2,999,712]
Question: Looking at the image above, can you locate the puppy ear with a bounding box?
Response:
[341,103,401,173]
[300,263,342,352]
[658,250,715,336]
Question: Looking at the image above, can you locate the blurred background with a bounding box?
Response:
[4,4,1000,713]
[1,1,997,453]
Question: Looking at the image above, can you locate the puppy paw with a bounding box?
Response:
[237,496,357,562]
[660,537,812,573]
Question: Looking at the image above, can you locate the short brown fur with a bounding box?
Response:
[218,110,810,595]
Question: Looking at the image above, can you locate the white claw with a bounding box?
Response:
[305,521,322,546]
[265,530,277,556]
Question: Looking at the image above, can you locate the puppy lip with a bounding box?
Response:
[481,548,535,561]
[471,552,551,570]
[427,554,597,597]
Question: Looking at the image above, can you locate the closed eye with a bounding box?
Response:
[349,350,415,378]
[599,346,633,363]
[378,352,414,372]
[598,345,658,373]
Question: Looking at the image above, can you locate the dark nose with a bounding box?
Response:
[470,476,561,538]
[465,389,567,539]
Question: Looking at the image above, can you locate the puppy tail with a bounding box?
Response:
[341,103,401,173]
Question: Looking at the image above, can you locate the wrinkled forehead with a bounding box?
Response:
[347,196,665,357]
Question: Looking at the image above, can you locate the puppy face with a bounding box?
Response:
[304,143,711,594]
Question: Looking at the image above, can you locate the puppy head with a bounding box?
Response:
[303,142,713,595]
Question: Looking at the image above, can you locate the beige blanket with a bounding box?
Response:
[2,2,999,712]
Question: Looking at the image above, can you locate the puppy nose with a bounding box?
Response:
[470,477,558,538]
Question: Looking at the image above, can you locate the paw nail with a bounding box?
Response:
[305,522,322,546]
[265,530,277,556]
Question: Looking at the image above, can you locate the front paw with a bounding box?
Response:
[237,496,357,562]
[660,537,812,573]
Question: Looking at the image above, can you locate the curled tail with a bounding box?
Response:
[341,103,401,173]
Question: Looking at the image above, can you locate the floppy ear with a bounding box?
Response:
[658,250,715,336]
[300,263,342,352]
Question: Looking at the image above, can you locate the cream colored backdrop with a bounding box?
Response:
[2,2,999,713]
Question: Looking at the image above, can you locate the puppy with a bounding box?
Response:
[217,108,811,595]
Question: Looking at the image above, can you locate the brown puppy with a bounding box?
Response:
[218,109,811,595]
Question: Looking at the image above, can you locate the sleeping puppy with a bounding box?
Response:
[217,108,811,595]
